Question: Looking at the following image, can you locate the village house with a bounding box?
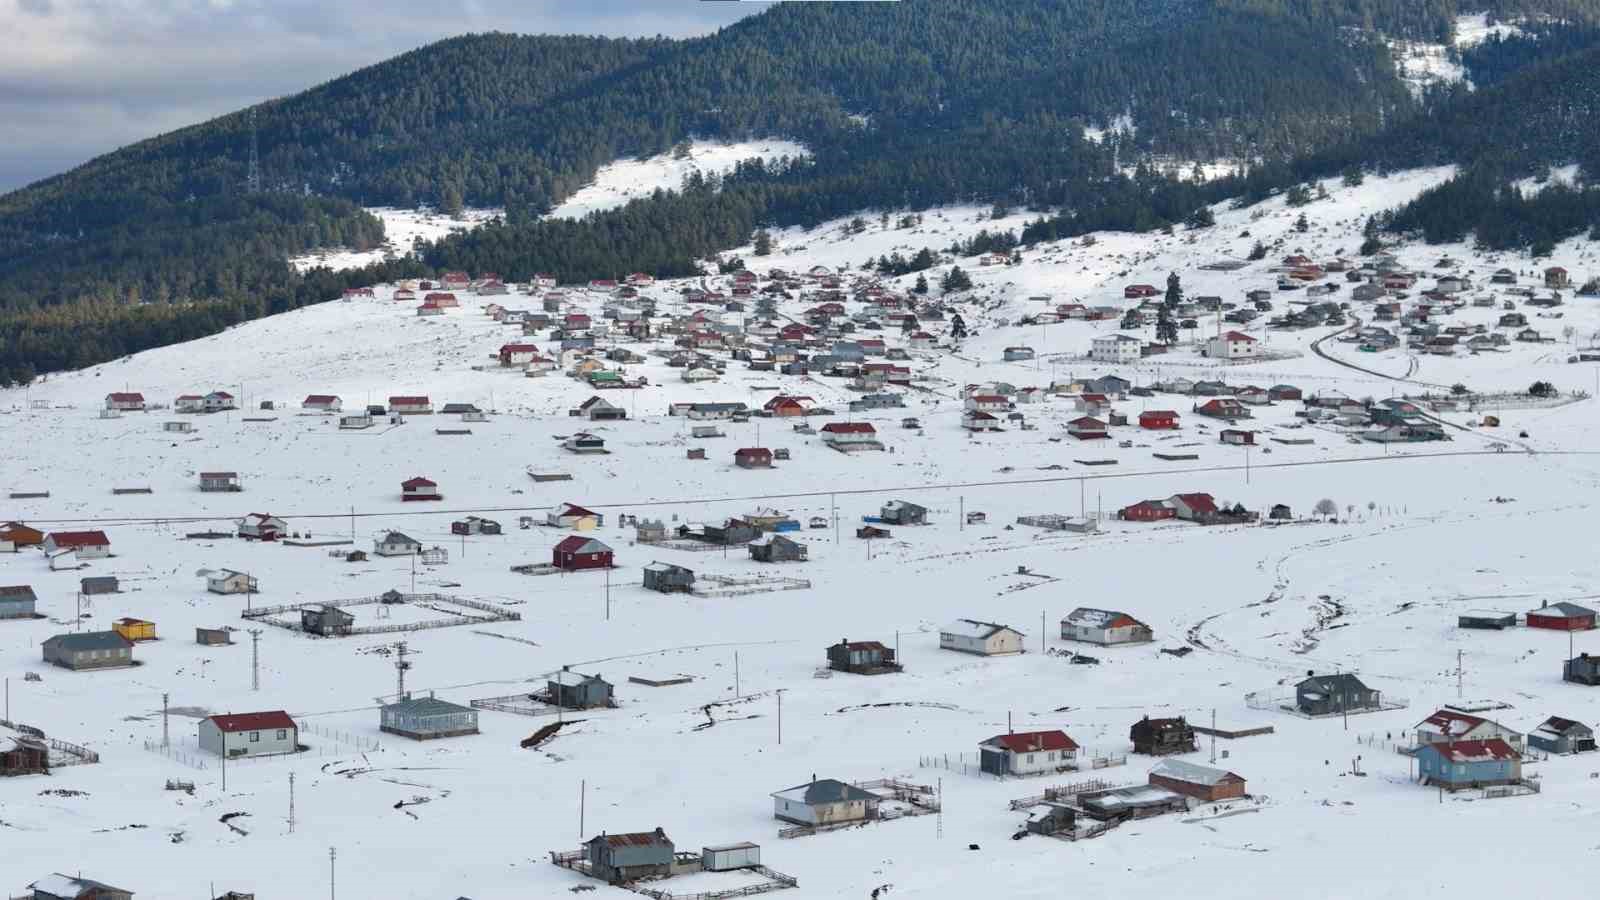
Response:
[198,471,241,492]
[0,523,44,549]
[28,874,135,900]
[1168,493,1219,522]
[451,516,502,536]
[749,535,808,562]
[1148,759,1246,802]
[380,694,479,741]
[549,669,613,708]
[300,604,355,636]
[1416,709,1524,753]
[1067,416,1109,440]
[388,395,433,415]
[1090,334,1143,364]
[195,627,231,646]
[584,829,674,884]
[820,422,881,450]
[552,536,614,571]
[772,779,880,827]
[961,409,1003,432]
[826,639,901,675]
[499,343,541,367]
[548,503,603,530]
[1119,499,1176,522]
[939,619,1025,656]
[572,396,627,421]
[206,570,257,595]
[1458,610,1517,630]
[236,514,285,541]
[0,585,38,619]
[979,730,1079,776]
[1130,716,1198,756]
[44,530,111,559]
[1220,428,1256,445]
[300,392,340,413]
[399,476,441,501]
[1061,608,1153,645]
[42,631,135,670]
[1529,717,1595,754]
[1545,266,1571,289]
[80,576,118,596]
[642,562,696,593]
[104,392,146,412]
[2,735,49,777]
[1195,398,1249,420]
[1295,672,1382,716]
[1139,410,1179,430]
[880,500,928,525]
[374,531,422,557]
[175,394,205,413]
[735,447,774,469]
[564,432,607,454]
[1416,739,1522,790]
[1527,601,1595,631]
[199,711,298,759]
[1206,331,1259,360]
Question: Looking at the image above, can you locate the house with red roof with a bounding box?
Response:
[199,710,298,759]
[236,514,286,541]
[104,392,146,412]
[964,394,1009,414]
[1168,493,1218,522]
[1196,398,1249,420]
[1415,708,1524,752]
[174,393,205,413]
[440,271,470,289]
[820,422,882,450]
[735,447,774,469]
[1124,284,1160,299]
[552,536,614,571]
[764,395,814,417]
[42,531,111,559]
[1416,739,1523,790]
[978,730,1079,776]
[1067,416,1108,440]
[499,343,541,367]
[1527,601,1596,631]
[302,394,342,413]
[962,410,1003,432]
[1206,330,1259,360]
[423,292,459,308]
[389,396,432,415]
[401,477,441,502]
[547,502,603,530]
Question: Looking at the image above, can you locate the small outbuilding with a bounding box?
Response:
[939,619,1024,656]
[585,828,673,884]
[301,604,355,636]
[1130,716,1197,756]
[380,694,480,741]
[1458,610,1516,630]
[549,669,614,709]
[642,562,695,594]
[749,536,807,562]
[1148,759,1246,802]
[112,618,157,642]
[80,576,120,596]
[0,585,39,619]
[826,639,900,675]
[1529,716,1595,754]
[1527,601,1596,631]
[702,843,761,872]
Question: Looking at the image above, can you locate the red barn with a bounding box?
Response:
[1124,284,1160,299]
[553,536,614,571]
[764,396,812,417]
[1119,501,1175,522]
[1139,410,1179,430]
[735,448,774,469]
[1527,602,1596,631]
[1067,416,1109,440]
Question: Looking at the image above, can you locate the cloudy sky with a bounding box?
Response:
[0,0,761,192]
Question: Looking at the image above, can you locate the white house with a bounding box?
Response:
[771,778,880,826]
[1415,708,1524,752]
[961,410,1003,432]
[302,394,342,413]
[175,394,205,413]
[820,422,881,449]
[375,531,422,557]
[42,531,111,559]
[1091,334,1143,364]
[548,502,603,530]
[964,394,1009,413]
[236,514,287,541]
[1206,330,1259,360]
[206,569,259,595]
[1061,607,1154,645]
[978,730,1079,776]
[199,711,298,759]
[939,619,1025,656]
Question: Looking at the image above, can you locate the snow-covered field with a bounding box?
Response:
[9,164,1600,898]
[288,207,502,274]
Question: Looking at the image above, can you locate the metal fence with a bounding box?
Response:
[143,739,209,770]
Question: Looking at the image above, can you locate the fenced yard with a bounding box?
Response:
[1245,688,1409,719]
[918,749,1127,778]
[241,592,520,636]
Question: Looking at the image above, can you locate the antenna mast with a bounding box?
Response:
[395,641,412,699]
[249,628,263,691]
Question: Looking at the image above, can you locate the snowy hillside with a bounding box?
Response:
[8,165,1600,898]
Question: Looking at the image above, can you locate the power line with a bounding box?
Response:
[8,448,1547,528]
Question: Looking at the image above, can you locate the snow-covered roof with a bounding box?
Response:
[1064,607,1142,629]
[1149,758,1241,786]
[942,619,1018,639]
[772,778,878,805]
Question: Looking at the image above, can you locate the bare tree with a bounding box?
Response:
[1314,498,1338,520]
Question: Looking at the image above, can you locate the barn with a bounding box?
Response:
[1527,601,1595,631]
[552,536,614,571]
[1148,759,1247,802]
[401,477,442,501]
[1119,500,1175,522]
[1138,410,1179,430]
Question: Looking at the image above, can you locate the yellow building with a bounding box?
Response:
[112,617,157,642]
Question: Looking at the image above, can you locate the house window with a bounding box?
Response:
[1455,765,1464,776]
[249,731,260,742]
[1026,753,1035,763]
[276,729,287,740]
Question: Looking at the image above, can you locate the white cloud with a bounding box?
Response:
[0,0,758,191]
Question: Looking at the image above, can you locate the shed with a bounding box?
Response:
[1528,717,1596,754]
[195,627,232,646]
[735,447,774,469]
[1563,653,1600,686]
[29,873,134,900]
[585,828,673,884]
[749,536,807,563]
[642,562,695,594]
[1148,759,1246,802]
[880,500,927,525]
[826,639,900,675]
[1,736,49,777]
[301,604,355,636]
[79,576,120,596]
[0,585,39,619]
[702,842,761,872]
[1458,610,1516,630]
[552,536,614,571]
[1527,601,1596,631]
[1295,672,1380,716]
[380,694,480,740]
[771,778,880,826]
[112,618,156,642]
[206,570,257,595]
[1130,716,1197,756]
[939,619,1024,656]
[401,476,442,501]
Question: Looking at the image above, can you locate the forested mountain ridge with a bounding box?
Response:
[4,0,1600,385]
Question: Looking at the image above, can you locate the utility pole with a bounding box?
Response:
[329,847,337,900]
[1041,610,1046,654]
[162,692,170,747]
[395,642,412,699]
[959,495,964,531]
[579,779,586,840]
[605,566,611,621]
[777,689,784,745]
[1456,649,1463,698]
[734,651,741,698]
[289,772,296,833]
[1210,708,1217,763]
[249,629,263,691]
[832,493,839,545]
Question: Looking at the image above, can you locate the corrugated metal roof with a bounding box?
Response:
[1149,758,1242,786]
[384,696,474,716]
[983,731,1079,753]
[208,710,296,733]
[772,778,878,805]
[44,631,131,651]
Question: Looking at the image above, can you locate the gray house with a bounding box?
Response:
[1295,672,1381,716]
[80,576,119,596]
[880,500,928,526]
[1564,653,1600,686]
[29,873,134,900]
[380,694,480,741]
[0,585,38,619]
[1528,717,1596,755]
[749,536,808,563]
[301,604,355,636]
[42,631,135,670]
[826,639,900,675]
[549,669,614,709]
[849,393,905,412]
[642,563,695,594]
[1458,610,1516,630]
[585,828,673,884]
